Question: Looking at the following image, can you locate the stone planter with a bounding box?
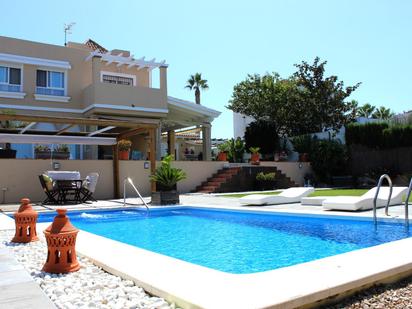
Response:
[35,151,70,159]
[151,191,180,205]
[35,151,51,159]
[0,149,16,158]
[254,180,277,191]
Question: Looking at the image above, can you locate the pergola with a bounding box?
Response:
[0,113,158,198]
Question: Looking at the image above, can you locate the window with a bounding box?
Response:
[0,65,22,92]
[102,74,134,86]
[36,70,65,96]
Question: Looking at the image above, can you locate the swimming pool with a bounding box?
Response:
[36,207,411,274]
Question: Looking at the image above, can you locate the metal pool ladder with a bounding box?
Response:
[373,174,393,226]
[123,177,150,215]
[405,177,412,228]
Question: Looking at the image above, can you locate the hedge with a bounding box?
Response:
[346,122,412,149]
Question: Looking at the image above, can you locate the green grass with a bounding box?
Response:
[308,189,368,197]
[222,188,412,201]
[221,191,280,198]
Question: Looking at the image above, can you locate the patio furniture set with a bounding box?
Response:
[39,171,99,205]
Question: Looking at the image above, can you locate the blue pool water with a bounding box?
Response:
[36,208,411,274]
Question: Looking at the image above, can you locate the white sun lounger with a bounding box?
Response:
[321,186,408,211]
[239,187,315,206]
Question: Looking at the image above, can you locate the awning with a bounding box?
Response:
[0,134,116,145]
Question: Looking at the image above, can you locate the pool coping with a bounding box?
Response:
[2,205,412,309]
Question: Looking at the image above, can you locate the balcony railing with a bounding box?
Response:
[36,87,65,96]
[0,84,21,92]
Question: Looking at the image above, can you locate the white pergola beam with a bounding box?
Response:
[87,126,115,137]
[19,122,36,134]
[0,134,116,145]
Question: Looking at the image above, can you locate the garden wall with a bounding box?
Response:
[0,160,226,204]
[349,146,412,176]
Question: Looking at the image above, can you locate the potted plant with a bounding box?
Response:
[34,145,51,159]
[291,135,312,162]
[53,144,70,160]
[150,155,187,205]
[118,139,132,160]
[255,172,277,190]
[229,137,245,163]
[217,142,229,161]
[249,147,260,165]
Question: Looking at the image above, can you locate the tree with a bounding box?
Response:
[228,57,361,136]
[356,103,376,118]
[372,106,394,120]
[227,73,301,136]
[292,57,361,134]
[185,73,209,104]
[244,120,280,155]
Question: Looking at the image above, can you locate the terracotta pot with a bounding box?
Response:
[250,153,260,165]
[299,153,309,162]
[119,150,130,160]
[217,152,227,161]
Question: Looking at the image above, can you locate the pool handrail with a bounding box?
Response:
[405,177,412,227]
[123,177,150,215]
[373,174,393,225]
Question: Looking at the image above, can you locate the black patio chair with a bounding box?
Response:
[38,175,59,205]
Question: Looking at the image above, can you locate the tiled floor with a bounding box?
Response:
[0,246,55,308]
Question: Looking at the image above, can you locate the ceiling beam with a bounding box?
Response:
[117,127,149,140]
[0,114,156,129]
[19,122,36,134]
[88,126,115,137]
[56,124,75,135]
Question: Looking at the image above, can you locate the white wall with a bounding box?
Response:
[233,112,254,139]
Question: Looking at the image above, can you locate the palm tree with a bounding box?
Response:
[185,73,209,105]
[357,103,376,118]
[372,106,394,120]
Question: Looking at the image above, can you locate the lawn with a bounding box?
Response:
[222,188,412,201]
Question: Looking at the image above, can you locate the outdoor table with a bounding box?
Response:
[46,171,82,204]
[46,171,81,181]
[55,180,83,204]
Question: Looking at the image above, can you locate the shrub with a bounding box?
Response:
[149,155,186,190]
[34,145,50,152]
[291,134,313,153]
[249,147,260,154]
[244,120,279,155]
[310,139,348,183]
[345,122,388,149]
[118,139,132,151]
[382,125,412,148]
[346,122,412,149]
[256,172,276,181]
[54,144,69,152]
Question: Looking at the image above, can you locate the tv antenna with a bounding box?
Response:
[64,22,76,46]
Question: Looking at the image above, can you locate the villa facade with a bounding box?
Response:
[0,36,220,160]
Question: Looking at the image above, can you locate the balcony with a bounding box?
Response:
[82,82,167,117]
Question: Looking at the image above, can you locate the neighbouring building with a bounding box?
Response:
[0,36,220,160]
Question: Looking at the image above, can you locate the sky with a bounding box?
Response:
[1,0,411,138]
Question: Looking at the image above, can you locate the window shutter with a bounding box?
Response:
[36,70,47,87]
[9,68,21,85]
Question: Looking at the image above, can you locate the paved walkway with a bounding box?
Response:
[0,244,55,308]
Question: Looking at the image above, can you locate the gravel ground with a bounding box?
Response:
[323,275,412,309]
[0,230,176,309]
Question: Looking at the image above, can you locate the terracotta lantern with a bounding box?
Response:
[12,198,39,243]
[42,209,80,273]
